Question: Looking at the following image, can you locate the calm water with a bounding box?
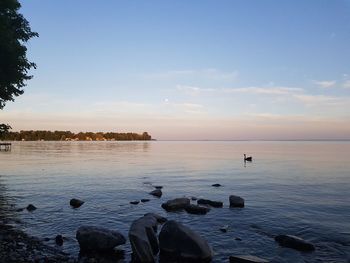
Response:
[0,141,349,262]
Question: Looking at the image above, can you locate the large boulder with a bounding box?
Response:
[159,220,213,262]
[161,198,190,212]
[229,195,245,208]
[229,255,269,262]
[129,214,160,263]
[275,235,315,251]
[184,204,210,215]
[70,198,84,208]
[197,199,223,208]
[76,226,126,252]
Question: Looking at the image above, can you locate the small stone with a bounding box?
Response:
[161,198,190,212]
[55,235,64,246]
[141,199,150,203]
[191,196,198,201]
[149,189,162,198]
[70,198,84,208]
[235,237,242,241]
[130,201,140,205]
[229,195,245,208]
[212,183,222,187]
[26,204,37,212]
[220,225,229,233]
[154,185,163,189]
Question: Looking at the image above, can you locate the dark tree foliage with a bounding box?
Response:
[2,130,152,141]
[0,0,38,109]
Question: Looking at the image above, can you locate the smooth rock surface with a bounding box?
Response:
[230,255,269,263]
[229,195,245,208]
[129,214,159,263]
[197,199,223,208]
[159,220,213,262]
[161,198,190,211]
[275,235,315,251]
[149,189,162,198]
[69,198,84,208]
[184,204,210,215]
[76,226,126,252]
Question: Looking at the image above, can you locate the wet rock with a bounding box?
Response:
[141,199,150,203]
[129,214,159,262]
[70,198,84,208]
[220,225,229,233]
[184,204,210,215]
[144,213,167,223]
[55,235,63,246]
[275,235,315,252]
[229,255,269,263]
[76,226,126,252]
[229,195,245,208]
[130,201,140,205]
[197,199,223,208]
[16,208,24,212]
[212,183,222,187]
[149,189,162,198]
[191,196,198,201]
[161,198,190,212]
[235,237,242,241]
[154,186,163,189]
[26,204,37,212]
[159,220,213,262]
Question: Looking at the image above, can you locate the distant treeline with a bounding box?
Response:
[1,130,152,141]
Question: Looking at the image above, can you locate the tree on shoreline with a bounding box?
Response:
[0,0,38,137]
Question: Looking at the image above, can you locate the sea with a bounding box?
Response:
[0,141,349,262]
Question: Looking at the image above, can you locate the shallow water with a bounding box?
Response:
[0,141,349,262]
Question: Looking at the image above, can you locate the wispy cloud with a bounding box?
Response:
[223,86,304,95]
[313,80,336,88]
[343,80,350,89]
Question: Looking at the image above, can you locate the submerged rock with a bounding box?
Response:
[184,204,210,215]
[130,201,140,205]
[149,189,162,198]
[76,226,126,252]
[159,220,213,262]
[275,235,315,252]
[55,235,64,246]
[129,214,159,263]
[212,183,222,187]
[229,255,269,263]
[229,195,245,208]
[154,186,163,189]
[161,198,190,212]
[26,204,37,212]
[141,199,150,203]
[220,225,229,233]
[197,199,223,208]
[70,198,84,208]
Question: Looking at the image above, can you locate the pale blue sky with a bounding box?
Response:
[2,0,350,139]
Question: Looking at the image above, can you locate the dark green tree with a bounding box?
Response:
[0,0,38,136]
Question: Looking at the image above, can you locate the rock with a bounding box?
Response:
[16,208,24,212]
[184,204,210,215]
[70,198,84,208]
[229,255,269,263]
[55,235,63,246]
[26,204,37,211]
[141,199,150,203]
[275,235,315,251]
[161,198,190,212]
[76,226,126,252]
[159,220,213,262]
[197,199,223,208]
[220,225,229,233]
[212,183,222,187]
[144,213,167,223]
[129,214,159,262]
[154,186,163,189]
[149,189,162,198]
[235,237,242,241]
[229,195,245,208]
[191,196,198,201]
[130,201,140,205]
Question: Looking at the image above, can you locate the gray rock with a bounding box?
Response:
[184,204,210,215]
[197,199,223,208]
[212,183,222,187]
[161,198,190,212]
[220,225,229,233]
[230,255,269,263]
[141,199,150,203]
[144,213,167,223]
[76,226,126,252]
[159,220,213,262]
[229,195,245,208]
[129,214,159,263]
[70,198,84,208]
[55,235,63,246]
[130,201,140,205]
[26,204,37,211]
[149,189,162,198]
[275,235,315,251]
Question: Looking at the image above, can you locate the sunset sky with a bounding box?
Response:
[2,0,350,140]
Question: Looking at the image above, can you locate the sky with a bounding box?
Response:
[2,0,350,140]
